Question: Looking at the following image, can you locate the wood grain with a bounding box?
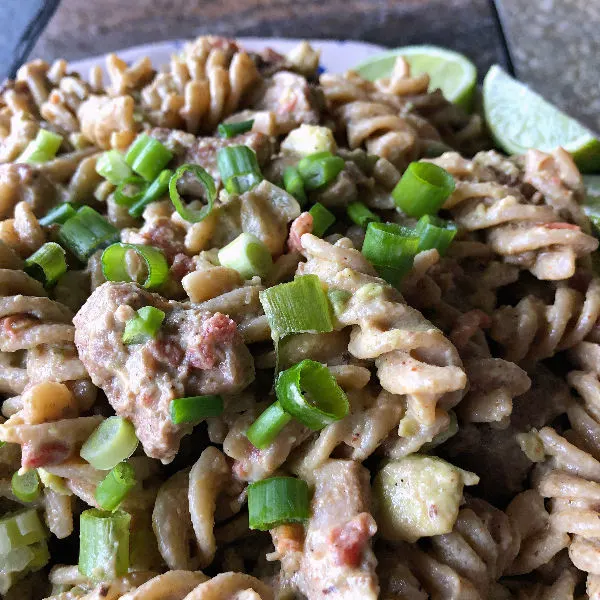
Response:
[30,0,506,75]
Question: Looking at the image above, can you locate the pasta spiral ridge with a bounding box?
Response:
[429,151,598,281]
[379,497,520,600]
[491,276,600,364]
[298,233,466,425]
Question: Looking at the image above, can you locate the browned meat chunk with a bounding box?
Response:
[73,282,255,462]
[290,460,379,599]
[250,71,322,133]
[0,163,60,219]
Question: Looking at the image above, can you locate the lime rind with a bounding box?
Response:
[355,45,477,111]
[483,65,600,173]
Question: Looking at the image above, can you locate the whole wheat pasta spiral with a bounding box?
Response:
[298,233,466,425]
[429,151,598,280]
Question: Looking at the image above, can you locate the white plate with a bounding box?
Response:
[69,37,386,76]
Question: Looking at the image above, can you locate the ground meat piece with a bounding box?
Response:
[73,282,255,462]
[123,217,187,262]
[0,162,60,219]
[250,71,323,134]
[287,212,313,253]
[292,460,379,600]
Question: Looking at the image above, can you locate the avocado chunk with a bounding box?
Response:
[373,455,479,543]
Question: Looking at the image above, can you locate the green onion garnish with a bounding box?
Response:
[246,402,292,449]
[11,470,41,503]
[218,119,254,138]
[217,232,273,280]
[78,509,131,579]
[283,166,307,206]
[415,214,457,255]
[95,462,136,512]
[125,134,173,182]
[101,242,168,290]
[128,169,173,217]
[0,509,47,555]
[114,176,148,207]
[259,274,333,342]
[58,206,119,263]
[392,162,455,217]
[217,145,263,194]
[122,306,165,345]
[168,164,216,223]
[24,242,67,287]
[362,222,420,286]
[308,203,335,237]
[169,395,224,424]
[248,477,310,530]
[18,129,63,164]
[80,416,139,471]
[297,151,344,191]
[328,289,352,317]
[347,202,381,228]
[276,359,349,430]
[39,203,77,227]
[96,150,133,185]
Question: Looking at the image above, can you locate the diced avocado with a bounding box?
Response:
[281,124,337,156]
[373,455,479,543]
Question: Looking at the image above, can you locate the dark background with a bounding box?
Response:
[3,0,599,132]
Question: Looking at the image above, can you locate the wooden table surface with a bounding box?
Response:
[6,0,600,132]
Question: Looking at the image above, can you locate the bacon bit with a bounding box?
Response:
[22,441,71,469]
[147,338,184,367]
[170,253,196,281]
[327,512,376,568]
[543,222,580,231]
[287,212,313,253]
[272,523,305,554]
[449,309,492,350]
[187,312,238,370]
[1,315,36,339]
[140,219,186,261]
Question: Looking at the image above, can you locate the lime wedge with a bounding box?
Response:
[355,45,477,111]
[483,65,600,173]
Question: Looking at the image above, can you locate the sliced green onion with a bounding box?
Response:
[19,129,63,164]
[309,203,335,237]
[362,222,420,286]
[248,477,310,530]
[225,171,263,195]
[128,169,172,217]
[58,206,119,263]
[217,145,263,194]
[246,402,292,449]
[168,164,217,223]
[1,540,49,582]
[218,233,273,279]
[96,150,133,185]
[0,509,47,554]
[28,539,50,571]
[298,151,345,190]
[11,470,40,503]
[80,416,139,471]
[78,509,131,580]
[347,202,381,228]
[276,359,349,430]
[126,134,173,182]
[169,395,224,425]
[24,242,67,287]
[392,162,455,217]
[218,119,254,138]
[95,462,136,511]
[114,176,148,206]
[283,166,307,206]
[39,203,77,227]
[122,306,165,345]
[415,214,457,255]
[259,274,333,342]
[101,243,168,290]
